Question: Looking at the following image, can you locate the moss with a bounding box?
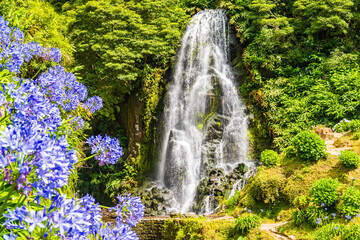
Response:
[247,229,276,240]
[250,168,286,204]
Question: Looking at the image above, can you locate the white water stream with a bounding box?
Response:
[157,9,255,213]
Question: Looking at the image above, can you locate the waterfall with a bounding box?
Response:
[157,9,255,214]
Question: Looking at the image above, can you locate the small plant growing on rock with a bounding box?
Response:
[260,149,279,167]
[339,150,360,168]
[338,186,360,217]
[310,178,339,207]
[234,214,261,234]
[292,131,326,161]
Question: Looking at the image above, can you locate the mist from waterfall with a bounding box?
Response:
[157,9,255,213]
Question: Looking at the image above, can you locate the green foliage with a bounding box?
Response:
[305,206,329,227]
[335,120,360,133]
[292,209,307,226]
[342,224,360,240]
[292,195,310,209]
[162,218,234,240]
[338,186,360,217]
[77,160,136,205]
[250,169,285,204]
[313,223,345,240]
[353,132,360,140]
[0,0,73,61]
[234,214,261,235]
[310,178,339,206]
[292,131,326,161]
[225,0,360,149]
[292,206,329,227]
[260,149,279,167]
[69,0,188,121]
[339,150,360,168]
[179,0,221,13]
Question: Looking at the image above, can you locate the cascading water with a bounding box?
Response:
[157,9,255,214]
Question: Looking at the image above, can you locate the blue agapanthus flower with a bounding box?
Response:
[34,65,87,112]
[83,95,103,114]
[0,16,61,74]
[111,194,145,227]
[0,15,139,239]
[86,134,123,166]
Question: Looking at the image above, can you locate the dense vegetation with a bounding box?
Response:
[2,0,360,239]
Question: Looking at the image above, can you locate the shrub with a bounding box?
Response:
[338,186,360,217]
[339,150,360,168]
[292,195,310,209]
[342,224,360,240]
[260,149,279,167]
[234,214,261,234]
[353,132,360,140]
[314,223,344,240]
[292,206,330,227]
[292,209,307,226]
[250,169,285,204]
[310,178,339,206]
[292,131,326,161]
[334,119,360,133]
[305,206,329,227]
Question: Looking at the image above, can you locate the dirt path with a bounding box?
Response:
[259,222,294,240]
[325,132,351,156]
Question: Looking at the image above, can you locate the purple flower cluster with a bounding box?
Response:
[0,15,139,239]
[0,16,61,74]
[83,96,103,114]
[87,134,123,166]
[111,194,145,227]
[0,78,76,196]
[3,193,144,239]
[34,66,88,112]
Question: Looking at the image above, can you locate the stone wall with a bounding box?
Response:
[133,218,166,240]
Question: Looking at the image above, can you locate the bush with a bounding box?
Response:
[292,209,307,226]
[338,186,360,217]
[250,169,285,204]
[310,178,339,206]
[353,132,360,140]
[334,119,360,133]
[305,206,329,227]
[292,195,310,208]
[292,131,326,161]
[314,223,344,240]
[339,150,360,168]
[234,214,261,234]
[260,149,279,167]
